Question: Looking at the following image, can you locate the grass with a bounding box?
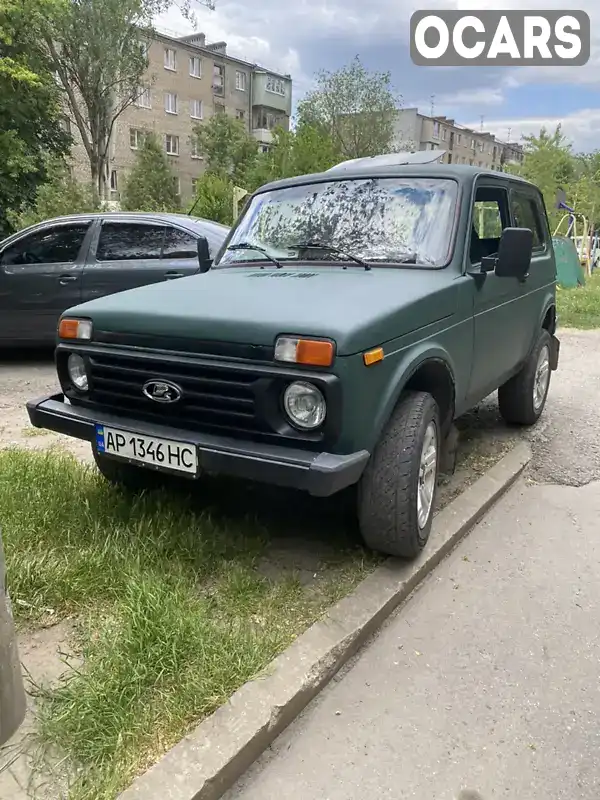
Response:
[0,448,376,799]
[557,270,600,329]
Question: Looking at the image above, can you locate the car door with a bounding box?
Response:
[160,225,204,277]
[509,185,555,348]
[81,220,168,302]
[466,180,531,404]
[0,221,92,345]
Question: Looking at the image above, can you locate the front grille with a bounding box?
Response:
[83,351,270,439]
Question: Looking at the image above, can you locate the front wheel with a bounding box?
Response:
[498,329,552,426]
[357,391,440,558]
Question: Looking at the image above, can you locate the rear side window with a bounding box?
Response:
[1,224,89,266]
[97,223,165,261]
[162,227,198,259]
[510,192,544,249]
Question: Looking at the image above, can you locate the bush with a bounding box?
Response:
[190,172,234,225]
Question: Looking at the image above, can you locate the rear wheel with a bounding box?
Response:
[498,329,552,425]
[92,444,165,492]
[357,391,440,558]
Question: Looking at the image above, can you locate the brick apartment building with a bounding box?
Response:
[393,108,524,171]
[66,30,293,204]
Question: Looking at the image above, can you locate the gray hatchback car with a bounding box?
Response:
[0,212,230,347]
[0,530,26,747]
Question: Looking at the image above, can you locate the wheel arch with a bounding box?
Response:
[369,345,457,451]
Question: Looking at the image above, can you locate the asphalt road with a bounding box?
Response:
[226,329,600,800]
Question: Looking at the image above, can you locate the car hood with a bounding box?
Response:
[67,265,458,356]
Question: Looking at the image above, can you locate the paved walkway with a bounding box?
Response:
[227,477,600,800]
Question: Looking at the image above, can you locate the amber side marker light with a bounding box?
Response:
[58,318,93,340]
[275,336,334,367]
[363,347,384,366]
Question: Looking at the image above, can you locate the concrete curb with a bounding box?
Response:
[118,441,532,800]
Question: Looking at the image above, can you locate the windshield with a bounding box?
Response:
[215,177,458,268]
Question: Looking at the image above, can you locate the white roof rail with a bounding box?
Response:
[326,150,448,173]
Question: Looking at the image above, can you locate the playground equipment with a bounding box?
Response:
[553,188,596,276]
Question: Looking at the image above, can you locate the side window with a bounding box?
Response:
[96,223,165,261]
[510,192,544,249]
[469,186,510,264]
[162,227,198,259]
[1,224,89,266]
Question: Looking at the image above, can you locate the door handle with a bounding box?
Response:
[164,271,184,279]
[59,275,78,284]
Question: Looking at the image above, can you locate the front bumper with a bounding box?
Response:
[26,393,370,497]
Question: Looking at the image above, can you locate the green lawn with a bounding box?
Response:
[557,270,600,329]
[1,448,375,799]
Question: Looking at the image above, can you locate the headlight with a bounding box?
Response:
[283,381,326,429]
[67,353,88,391]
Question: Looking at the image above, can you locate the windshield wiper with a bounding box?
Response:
[292,241,371,271]
[226,242,283,268]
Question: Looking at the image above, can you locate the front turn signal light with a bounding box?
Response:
[275,336,334,367]
[58,318,93,340]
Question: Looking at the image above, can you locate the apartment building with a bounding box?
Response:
[67,30,292,203]
[392,108,524,171]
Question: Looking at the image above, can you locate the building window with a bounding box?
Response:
[165,134,179,155]
[191,178,198,195]
[213,64,225,96]
[189,56,201,78]
[235,109,245,121]
[110,170,118,191]
[214,102,225,114]
[456,133,461,145]
[235,70,247,91]
[441,128,447,141]
[471,138,476,150]
[134,87,151,108]
[129,128,147,149]
[165,92,178,114]
[255,109,281,130]
[432,121,440,138]
[190,99,203,119]
[190,138,202,159]
[164,47,176,70]
[265,75,285,96]
[173,176,180,196]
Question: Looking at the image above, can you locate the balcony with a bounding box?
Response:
[252,128,274,144]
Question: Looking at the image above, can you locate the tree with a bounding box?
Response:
[120,133,181,211]
[0,0,70,237]
[193,113,260,187]
[8,156,99,230]
[189,172,234,225]
[36,0,202,201]
[296,56,400,159]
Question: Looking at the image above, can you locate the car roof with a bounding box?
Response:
[253,163,537,195]
[0,211,230,247]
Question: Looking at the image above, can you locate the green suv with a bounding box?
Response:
[26,155,559,558]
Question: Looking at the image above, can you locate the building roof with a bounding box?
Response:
[154,28,293,81]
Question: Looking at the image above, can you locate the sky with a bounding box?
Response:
[156,0,600,153]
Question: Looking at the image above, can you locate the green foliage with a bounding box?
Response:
[120,133,181,212]
[193,114,260,187]
[296,55,399,159]
[0,0,70,238]
[190,172,234,226]
[8,157,99,230]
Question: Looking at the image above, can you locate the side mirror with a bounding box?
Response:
[197,236,212,274]
[483,227,533,280]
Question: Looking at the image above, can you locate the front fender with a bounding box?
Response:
[367,341,457,453]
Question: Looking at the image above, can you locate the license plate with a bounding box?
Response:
[95,425,198,474]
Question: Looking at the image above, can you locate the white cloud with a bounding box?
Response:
[465,108,600,153]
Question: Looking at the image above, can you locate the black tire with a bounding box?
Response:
[357,391,441,559]
[498,329,552,426]
[92,444,164,493]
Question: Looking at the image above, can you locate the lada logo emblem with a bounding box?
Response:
[142,380,182,404]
